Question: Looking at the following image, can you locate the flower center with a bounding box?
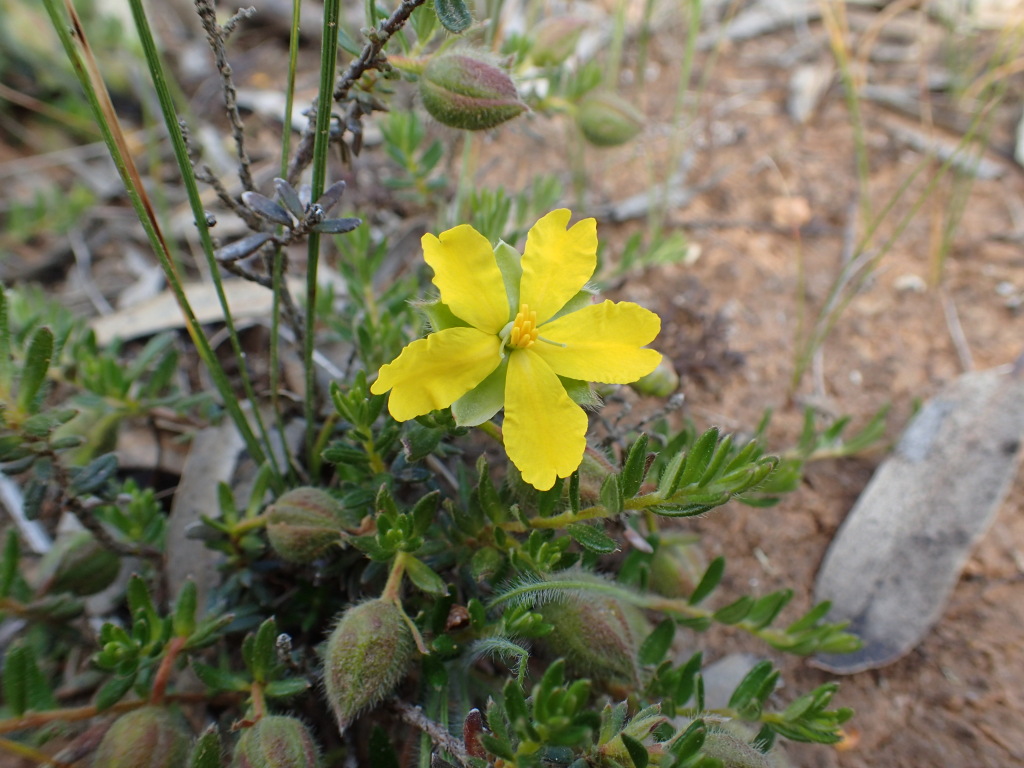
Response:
[508,303,540,349]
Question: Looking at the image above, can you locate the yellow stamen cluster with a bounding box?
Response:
[509,304,539,349]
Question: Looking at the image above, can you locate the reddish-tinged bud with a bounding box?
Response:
[539,579,641,685]
[38,530,119,597]
[322,599,415,733]
[266,487,348,563]
[420,52,527,131]
[93,707,190,768]
[232,716,320,768]
[576,92,643,147]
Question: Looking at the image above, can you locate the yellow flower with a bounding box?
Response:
[370,209,662,490]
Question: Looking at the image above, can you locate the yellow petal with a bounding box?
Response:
[422,225,509,334]
[520,210,597,325]
[534,300,662,383]
[503,348,589,491]
[371,328,502,421]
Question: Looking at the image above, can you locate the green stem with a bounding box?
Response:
[304,0,343,465]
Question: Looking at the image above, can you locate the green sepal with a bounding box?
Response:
[188,726,222,768]
[560,376,600,407]
[419,298,466,332]
[452,358,507,426]
[493,240,522,313]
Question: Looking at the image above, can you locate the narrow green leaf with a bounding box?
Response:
[0,286,12,388]
[249,618,279,683]
[638,619,676,667]
[17,327,54,413]
[173,580,197,638]
[264,678,312,699]
[569,470,581,514]
[688,556,724,605]
[434,0,472,33]
[677,427,719,489]
[191,661,249,693]
[621,434,650,497]
[70,453,120,495]
[0,530,20,598]
[405,555,449,596]
[410,490,440,536]
[727,660,776,711]
[742,590,792,630]
[95,672,137,711]
[697,434,732,487]
[3,643,56,715]
[621,733,649,768]
[600,474,623,516]
[713,596,754,625]
[566,523,618,555]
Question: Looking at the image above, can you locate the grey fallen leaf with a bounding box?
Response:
[814,365,1024,673]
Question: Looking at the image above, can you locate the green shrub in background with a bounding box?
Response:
[0,1,875,766]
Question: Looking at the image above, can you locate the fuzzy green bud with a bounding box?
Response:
[420,52,527,131]
[232,716,320,768]
[648,534,706,599]
[266,487,347,563]
[631,359,680,398]
[93,707,191,768]
[576,92,643,147]
[539,589,640,685]
[531,17,586,66]
[700,724,791,768]
[38,530,120,597]
[322,599,415,733]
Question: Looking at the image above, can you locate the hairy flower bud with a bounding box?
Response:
[38,530,120,597]
[576,92,643,147]
[266,487,348,563]
[648,534,706,599]
[322,599,415,733]
[631,358,680,398]
[93,707,191,768]
[232,716,320,768]
[539,586,640,685]
[420,52,527,131]
[700,724,791,768]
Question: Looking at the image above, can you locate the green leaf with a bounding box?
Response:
[621,434,650,497]
[410,491,440,536]
[264,678,312,699]
[713,596,754,625]
[434,0,472,33]
[727,661,778,713]
[191,661,249,693]
[638,619,676,667]
[621,733,649,768]
[677,427,719,489]
[566,523,618,555]
[697,434,732,487]
[688,557,724,605]
[189,726,222,768]
[600,473,623,516]
[742,590,792,630]
[0,530,20,598]
[0,286,12,389]
[248,618,279,683]
[17,326,54,413]
[95,672,137,711]
[70,453,119,495]
[173,580,197,638]
[405,555,449,596]
[3,643,56,716]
